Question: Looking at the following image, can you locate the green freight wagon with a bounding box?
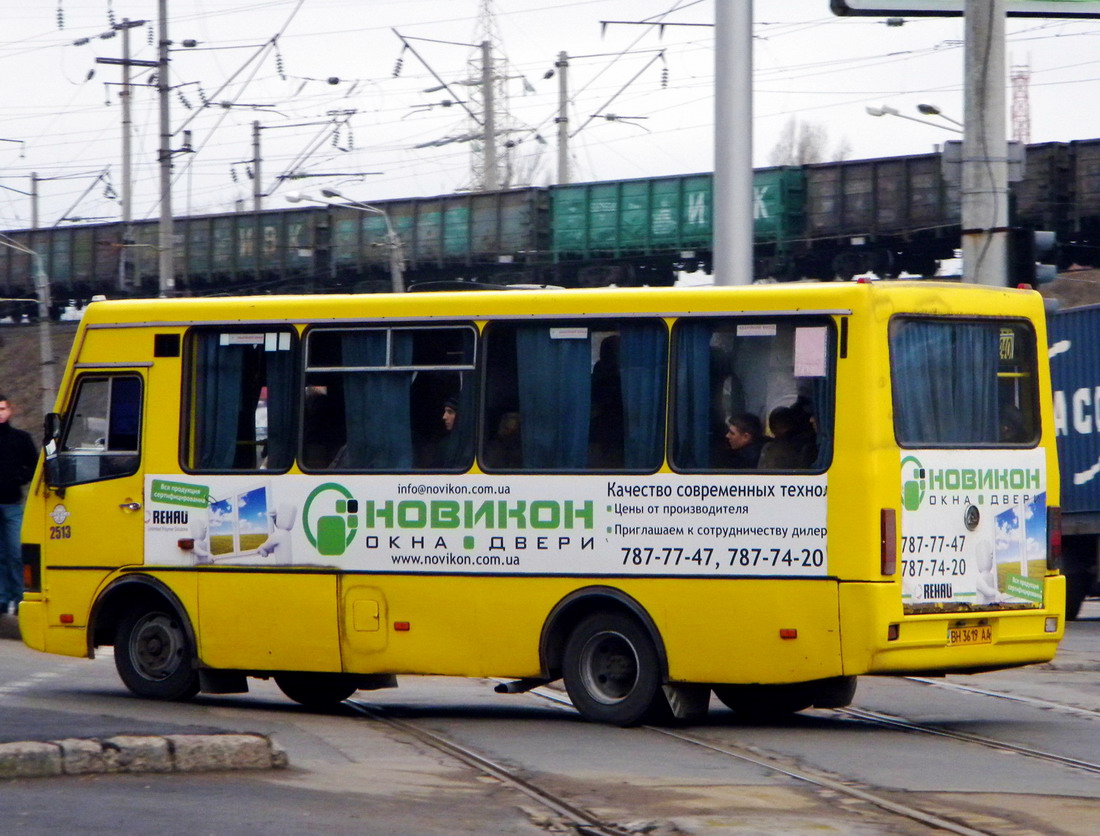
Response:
[549,168,805,282]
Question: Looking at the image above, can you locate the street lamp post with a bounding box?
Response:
[0,237,56,415]
[286,191,405,293]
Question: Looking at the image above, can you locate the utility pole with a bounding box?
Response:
[713,0,753,286]
[157,0,175,296]
[30,173,38,230]
[95,18,153,291]
[556,51,569,185]
[252,121,263,211]
[121,20,135,291]
[481,40,499,191]
[961,0,1008,287]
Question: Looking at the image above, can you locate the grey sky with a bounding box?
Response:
[1,1,1098,227]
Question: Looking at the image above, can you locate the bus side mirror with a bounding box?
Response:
[43,412,62,490]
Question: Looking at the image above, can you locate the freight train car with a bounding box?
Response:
[6,139,1100,315]
[0,188,551,314]
[548,167,805,284]
[801,151,960,280]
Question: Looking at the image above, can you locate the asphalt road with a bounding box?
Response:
[3,603,1100,835]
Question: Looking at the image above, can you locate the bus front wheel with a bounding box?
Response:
[114,607,200,701]
[562,612,662,726]
[275,673,359,709]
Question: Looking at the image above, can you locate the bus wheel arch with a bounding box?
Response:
[539,586,668,682]
[540,588,669,725]
[93,576,200,701]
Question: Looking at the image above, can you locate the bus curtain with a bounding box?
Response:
[198,335,244,469]
[262,347,297,470]
[673,320,713,469]
[341,331,414,469]
[892,320,999,444]
[619,322,666,470]
[516,326,592,468]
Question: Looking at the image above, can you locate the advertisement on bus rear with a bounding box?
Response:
[900,450,1048,612]
[142,474,828,578]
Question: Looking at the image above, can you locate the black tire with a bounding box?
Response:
[808,675,858,709]
[275,673,358,709]
[1065,573,1093,620]
[562,612,663,726]
[113,606,200,700]
[713,683,815,720]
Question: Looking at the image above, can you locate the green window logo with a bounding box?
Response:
[303,482,359,557]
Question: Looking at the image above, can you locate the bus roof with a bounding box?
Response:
[76,281,1044,328]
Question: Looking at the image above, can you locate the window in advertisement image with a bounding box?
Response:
[670,318,835,472]
[208,484,273,557]
[54,374,142,486]
[300,325,477,472]
[890,318,1039,447]
[186,329,298,472]
[480,319,668,472]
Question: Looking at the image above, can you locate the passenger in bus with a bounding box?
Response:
[302,388,346,469]
[724,413,766,469]
[999,404,1029,444]
[759,404,816,469]
[485,411,522,468]
[442,397,458,433]
[590,336,624,467]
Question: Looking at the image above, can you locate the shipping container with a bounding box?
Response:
[1047,303,1100,617]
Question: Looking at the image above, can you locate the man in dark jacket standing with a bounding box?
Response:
[0,394,37,616]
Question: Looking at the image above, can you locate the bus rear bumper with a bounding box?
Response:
[840,575,1065,676]
[17,599,89,658]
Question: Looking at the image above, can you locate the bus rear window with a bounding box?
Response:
[890,317,1039,447]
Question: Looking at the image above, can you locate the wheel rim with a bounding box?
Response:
[578,630,639,705]
[129,613,184,682]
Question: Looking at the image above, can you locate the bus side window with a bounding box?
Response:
[301,326,475,472]
[187,329,297,472]
[53,375,142,487]
[671,317,834,473]
[481,319,666,472]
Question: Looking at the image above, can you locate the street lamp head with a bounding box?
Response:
[917,103,941,116]
[866,105,899,118]
[285,192,312,204]
[320,188,344,199]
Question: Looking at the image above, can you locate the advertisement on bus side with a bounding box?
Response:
[142,474,828,578]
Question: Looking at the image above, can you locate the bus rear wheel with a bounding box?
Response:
[562,612,662,726]
[714,676,856,720]
[713,683,816,719]
[114,607,200,701]
[275,673,359,709]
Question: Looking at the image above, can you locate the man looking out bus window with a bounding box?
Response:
[0,394,37,617]
[725,412,766,469]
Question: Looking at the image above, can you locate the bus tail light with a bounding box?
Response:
[22,543,41,593]
[1047,506,1062,571]
[881,508,897,576]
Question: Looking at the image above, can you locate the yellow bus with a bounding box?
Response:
[19,281,1064,725]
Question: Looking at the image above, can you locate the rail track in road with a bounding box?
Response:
[904,675,1100,722]
[349,679,1100,836]
[345,699,631,836]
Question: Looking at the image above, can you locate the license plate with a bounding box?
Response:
[947,625,992,646]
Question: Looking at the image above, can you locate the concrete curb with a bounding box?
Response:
[0,734,288,779]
